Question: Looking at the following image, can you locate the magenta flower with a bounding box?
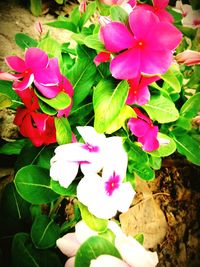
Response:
[14,89,56,147]
[100,9,182,80]
[136,0,174,23]
[4,48,58,91]
[93,52,111,66]
[128,108,159,152]
[126,75,160,106]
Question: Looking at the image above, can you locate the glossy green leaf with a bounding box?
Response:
[149,133,176,157]
[38,37,61,59]
[69,103,93,127]
[134,233,144,245]
[31,215,60,249]
[75,236,121,267]
[30,0,42,16]
[14,165,59,204]
[55,117,72,145]
[149,156,162,170]
[161,64,182,93]
[15,33,38,50]
[0,139,27,155]
[79,2,96,29]
[94,79,129,133]
[84,34,106,51]
[78,202,108,232]
[38,99,57,116]
[36,146,55,169]
[124,140,148,164]
[0,80,22,109]
[171,130,200,166]
[36,91,71,110]
[128,161,155,181]
[180,92,200,118]
[110,5,128,24]
[143,94,179,123]
[106,105,136,134]
[12,233,62,267]
[46,20,77,33]
[0,93,12,109]
[51,180,77,196]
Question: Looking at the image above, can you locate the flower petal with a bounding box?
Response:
[110,48,140,79]
[65,257,75,267]
[90,255,129,267]
[100,22,134,53]
[56,233,80,257]
[13,73,34,90]
[128,118,149,137]
[75,220,97,244]
[25,47,49,70]
[138,126,159,152]
[93,52,111,66]
[0,72,22,81]
[5,56,26,72]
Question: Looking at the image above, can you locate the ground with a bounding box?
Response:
[0,1,200,267]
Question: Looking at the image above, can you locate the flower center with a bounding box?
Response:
[137,40,145,48]
[105,171,120,196]
[82,143,99,153]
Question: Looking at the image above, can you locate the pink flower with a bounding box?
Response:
[79,0,87,14]
[34,57,74,116]
[175,50,200,66]
[93,52,111,66]
[136,0,174,23]
[100,0,127,6]
[100,9,182,80]
[126,75,160,106]
[14,89,56,147]
[4,48,58,91]
[128,108,159,152]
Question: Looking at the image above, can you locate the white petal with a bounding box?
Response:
[56,233,80,257]
[50,160,79,188]
[77,126,106,147]
[107,220,123,237]
[90,255,129,267]
[65,257,75,267]
[115,235,159,267]
[75,220,97,244]
[112,182,135,213]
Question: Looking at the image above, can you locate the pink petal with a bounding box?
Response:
[0,72,22,81]
[56,233,80,257]
[93,52,111,66]
[129,9,159,40]
[133,107,152,124]
[138,126,159,152]
[151,22,182,50]
[13,73,34,90]
[65,257,75,267]
[155,9,174,23]
[62,76,74,97]
[128,118,149,137]
[34,67,59,86]
[140,75,160,88]
[141,48,172,75]
[57,101,72,118]
[42,116,56,145]
[100,22,134,53]
[110,48,140,79]
[25,48,49,70]
[153,0,169,8]
[5,56,26,72]
[34,82,60,98]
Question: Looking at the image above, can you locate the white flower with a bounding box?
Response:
[90,255,130,267]
[50,126,107,188]
[77,137,135,219]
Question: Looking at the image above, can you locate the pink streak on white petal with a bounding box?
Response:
[105,171,120,196]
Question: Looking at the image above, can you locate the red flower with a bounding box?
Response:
[14,89,57,147]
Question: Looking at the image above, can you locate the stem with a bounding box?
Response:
[49,196,65,219]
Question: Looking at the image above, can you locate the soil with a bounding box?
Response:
[0,1,200,267]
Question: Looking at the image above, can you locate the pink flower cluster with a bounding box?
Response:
[94,0,182,152]
[0,47,73,146]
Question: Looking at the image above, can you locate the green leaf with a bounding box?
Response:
[69,103,93,127]
[78,202,108,232]
[1,183,30,220]
[0,93,13,109]
[31,215,60,249]
[106,105,136,134]
[134,233,144,245]
[84,34,106,51]
[15,33,38,50]
[14,165,59,204]
[54,0,63,3]
[149,156,162,170]
[12,233,62,267]
[149,133,176,157]
[75,236,121,267]
[36,146,55,169]
[143,94,179,123]
[0,80,22,109]
[129,161,155,181]
[180,92,200,119]
[110,5,128,24]
[124,140,148,163]
[30,0,42,16]
[79,2,96,29]
[67,51,97,107]
[94,79,129,133]
[46,18,77,33]
[38,99,57,116]
[0,139,27,155]
[51,180,77,196]
[36,91,71,110]
[171,130,200,166]
[55,117,72,145]
[38,37,61,59]
[161,64,182,93]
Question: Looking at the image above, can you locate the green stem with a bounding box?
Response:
[49,196,64,219]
